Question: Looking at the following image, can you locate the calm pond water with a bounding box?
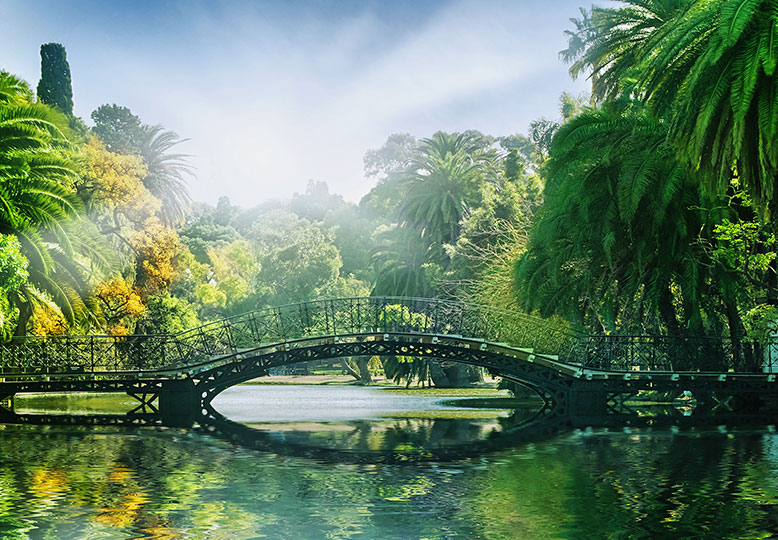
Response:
[2,385,778,539]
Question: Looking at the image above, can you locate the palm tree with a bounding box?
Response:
[641,0,778,220]
[0,77,107,334]
[0,102,79,243]
[0,71,33,105]
[370,226,433,297]
[514,103,729,336]
[136,125,193,225]
[563,0,778,306]
[373,132,498,386]
[564,1,778,220]
[397,132,497,249]
[561,1,691,102]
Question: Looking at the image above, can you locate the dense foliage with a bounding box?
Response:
[36,43,73,115]
[4,3,778,384]
[514,0,778,352]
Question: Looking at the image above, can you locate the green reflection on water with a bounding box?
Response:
[14,393,135,415]
[1,423,778,539]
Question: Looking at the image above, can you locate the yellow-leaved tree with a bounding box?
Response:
[77,137,161,230]
[95,278,145,335]
[80,137,190,333]
[131,218,179,290]
[30,297,69,336]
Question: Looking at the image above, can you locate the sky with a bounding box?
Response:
[1,0,594,207]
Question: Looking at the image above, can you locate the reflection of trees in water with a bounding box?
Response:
[2,421,778,539]
[466,429,778,540]
[201,405,548,463]
[586,431,778,538]
[0,428,277,538]
[286,417,509,452]
[0,426,483,539]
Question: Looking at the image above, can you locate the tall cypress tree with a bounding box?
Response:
[36,43,73,115]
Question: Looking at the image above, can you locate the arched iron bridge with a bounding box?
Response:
[1,296,777,426]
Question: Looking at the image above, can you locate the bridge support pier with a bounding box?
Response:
[567,383,609,419]
[158,379,198,427]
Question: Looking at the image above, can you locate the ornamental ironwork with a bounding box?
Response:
[0,296,580,373]
[1,296,776,375]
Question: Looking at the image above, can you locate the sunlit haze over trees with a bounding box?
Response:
[3,0,778,387]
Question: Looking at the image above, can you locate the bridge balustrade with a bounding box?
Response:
[1,297,775,374]
[0,297,579,373]
[577,335,776,372]
[169,296,579,366]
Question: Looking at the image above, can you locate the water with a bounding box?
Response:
[2,386,778,539]
[212,384,500,422]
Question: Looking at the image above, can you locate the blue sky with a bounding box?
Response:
[1,0,595,206]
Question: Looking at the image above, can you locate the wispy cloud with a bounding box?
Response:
[0,0,590,206]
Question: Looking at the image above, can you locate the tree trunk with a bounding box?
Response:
[724,296,752,370]
[341,358,373,385]
[468,365,484,383]
[429,362,452,387]
[13,299,32,338]
[356,357,373,385]
[341,359,360,380]
[429,362,468,387]
[444,363,469,386]
[658,285,681,335]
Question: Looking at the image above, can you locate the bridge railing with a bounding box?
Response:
[0,334,179,373]
[0,297,579,373]
[576,335,778,372]
[171,296,581,367]
[6,297,774,374]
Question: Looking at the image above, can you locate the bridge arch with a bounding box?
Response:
[186,332,580,423]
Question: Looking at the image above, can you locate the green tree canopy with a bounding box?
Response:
[244,210,342,307]
[563,0,778,220]
[90,104,143,154]
[514,104,728,335]
[36,43,74,115]
[1,74,106,334]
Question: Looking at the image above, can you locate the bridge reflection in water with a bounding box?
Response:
[1,297,778,430]
[1,404,774,465]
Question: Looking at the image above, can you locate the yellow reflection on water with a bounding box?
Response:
[30,468,67,497]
